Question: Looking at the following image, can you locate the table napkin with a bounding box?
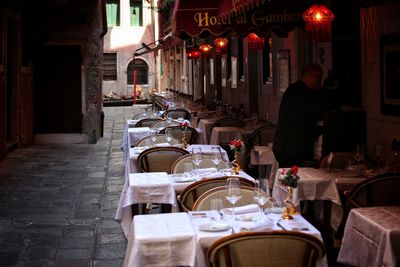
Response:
[197,167,217,174]
[224,204,259,215]
[239,219,274,232]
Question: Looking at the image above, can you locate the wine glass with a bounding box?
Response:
[150,129,157,144]
[191,147,203,179]
[253,180,268,221]
[165,128,173,145]
[225,178,242,225]
[211,147,222,173]
[184,162,193,178]
[209,199,224,221]
[354,145,365,164]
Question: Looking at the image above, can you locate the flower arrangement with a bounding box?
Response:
[229,139,245,154]
[279,165,300,188]
[179,122,189,132]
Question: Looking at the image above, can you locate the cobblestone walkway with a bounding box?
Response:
[0,106,142,267]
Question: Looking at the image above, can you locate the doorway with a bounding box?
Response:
[34,45,82,133]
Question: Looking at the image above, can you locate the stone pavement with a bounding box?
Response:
[0,106,144,267]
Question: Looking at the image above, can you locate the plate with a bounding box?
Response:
[198,222,230,232]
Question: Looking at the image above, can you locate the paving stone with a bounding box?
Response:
[98,233,126,244]
[59,238,94,248]
[56,248,92,260]
[95,243,126,259]
[53,259,91,267]
[24,247,57,260]
[93,259,124,267]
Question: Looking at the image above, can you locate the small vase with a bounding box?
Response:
[282,186,297,220]
[181,131,188,149]
[231,152,241,175]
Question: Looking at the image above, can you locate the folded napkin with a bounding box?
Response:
[224,204,259,215]
[239,219,274,232]
[202,172,225,179]
[155,143,171,147]
[197,167,217,174]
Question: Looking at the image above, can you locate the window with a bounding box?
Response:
[103,53,117,80]
[127,59,148,84]
[106,0,120,27]
[130,0,143,27]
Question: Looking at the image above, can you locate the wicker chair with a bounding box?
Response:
[207,231,325,267]
[171,154,229,174]
[193,185,264,211]
[212,117,247,128]
[132,111,159,120]
[136,134,180,147]
[137,146,189,173]
[159,126,199,145]
[164,108,192,120]
[134,118,163,127]
[177,177,255,212]
[250,125,276,146]
[151,119,179,131]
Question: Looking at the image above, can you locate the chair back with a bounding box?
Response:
[348,174,400,208]
[250,125,276,146]
[208,231,325,267]
[136,134,180,147]
[137,147,189,173]
[193,185,262,211]
[171,154,229,174]
[151,119,179,131]
[320,152,354,169]
[160,126,199,145]
[164,108,192,120]
[212,117,246,128]
[135,118,163,127]
[132,111,159,120]
[178,177,255,212]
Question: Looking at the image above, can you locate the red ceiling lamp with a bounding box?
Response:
[199,44,213,57]
[247,33,265,50]
[303,4,335,42]
[214,38,229,55]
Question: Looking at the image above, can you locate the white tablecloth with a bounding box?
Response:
[123,211,326,267]
[338,206,400,267]
[123,213,197,267]
[271,167,366,231]
[121,125,150,162]
[197,119,217,144]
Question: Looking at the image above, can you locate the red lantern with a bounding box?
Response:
[186,47,201,59]
[303,4,334,42]
[186,48,193,59]
[214,38,229,55]
[247,33,265,50]
[199,44,213,57]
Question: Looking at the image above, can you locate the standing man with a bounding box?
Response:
[273,64,338,168]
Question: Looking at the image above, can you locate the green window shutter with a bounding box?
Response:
[106,2,120,27]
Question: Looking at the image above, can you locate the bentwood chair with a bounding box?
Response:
[177,177,255,212]
[164,108,192,120]
[249,125,276,146]
[211,117,247,128]
[136,134,180,147]
[159,126,199,145]
[151,119,179,132]
[192,185,260,211]
[132,111,159,120]
[171,154,229,174]
[137,146,189,173]
[207,231,325,267]
[135,118,163,127]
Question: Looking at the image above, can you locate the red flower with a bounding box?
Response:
[290,165,298,175]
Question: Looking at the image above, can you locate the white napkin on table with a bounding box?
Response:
[196,167,217,174]
[224,204,259,215]
[239,219,274,232]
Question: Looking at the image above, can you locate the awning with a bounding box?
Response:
[218,0,265,18]
[172,0,311,39]
[134,33,173,56]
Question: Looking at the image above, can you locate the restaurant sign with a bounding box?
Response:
[172,0,306,39]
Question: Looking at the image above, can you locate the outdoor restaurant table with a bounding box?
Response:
[337,206,400,267]
[116,170,255,236]
[197,118,217,144]
[271,167,366,231]
[123,212,327,267]
[121,125,150,162]
[250,145,279,187]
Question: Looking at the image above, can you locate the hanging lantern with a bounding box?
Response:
[186,47,201,59]
[247,33,265,50]
[199,44,213,57]
[214,38,229,55]
[303,4,334,42]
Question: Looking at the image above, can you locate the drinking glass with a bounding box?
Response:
[209,199,224,221]
[191,147,203,179]
[165,128,173,145]
[184,162,193,177]
[354,145,365,164]
[150,129,157,144]
[253,180,268,221]
[211,147,222,172]
[225,178,242,225]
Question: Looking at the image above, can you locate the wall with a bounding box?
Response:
[361,1,400,158]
